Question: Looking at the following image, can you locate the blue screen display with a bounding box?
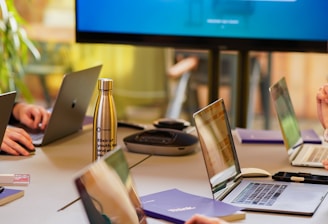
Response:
[76,0,328,51]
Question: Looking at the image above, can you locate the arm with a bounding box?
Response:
[316,84,328,129]
[316,84,328,169]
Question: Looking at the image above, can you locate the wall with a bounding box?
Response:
[271,52,328,119]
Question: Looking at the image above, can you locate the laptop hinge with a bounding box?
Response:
[214,177,242,200]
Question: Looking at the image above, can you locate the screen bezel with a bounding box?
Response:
[75,1,328,53]
[76,31,328,53]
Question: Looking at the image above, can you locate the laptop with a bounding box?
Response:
[269,77,328,167]
[193,98,328,215]
[74,146,147,224]
[19,65,102,146]
[0,91,16,144]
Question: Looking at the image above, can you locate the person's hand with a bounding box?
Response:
[12,103,51,130]
[316,84,328,129]
[1,126,34,156]
[322,159,328,170]
[185,214,229,224]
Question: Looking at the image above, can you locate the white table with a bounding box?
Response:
[1,127,328,224]
[131,131,328,224]
[0,126,149,223]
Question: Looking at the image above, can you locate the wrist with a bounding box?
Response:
[12,102,25,121]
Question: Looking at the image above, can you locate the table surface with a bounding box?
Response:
[1,126,328,224]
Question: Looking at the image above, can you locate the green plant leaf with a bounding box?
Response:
[0,0,40,100]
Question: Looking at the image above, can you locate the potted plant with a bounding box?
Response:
[0,0,40,101]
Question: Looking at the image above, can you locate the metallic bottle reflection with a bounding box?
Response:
[92,78,117,161]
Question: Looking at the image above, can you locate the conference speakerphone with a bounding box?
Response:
[123,128,198,156]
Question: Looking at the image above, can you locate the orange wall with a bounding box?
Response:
[270,52,328,119]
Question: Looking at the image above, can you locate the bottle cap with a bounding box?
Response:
[98,78,113,90]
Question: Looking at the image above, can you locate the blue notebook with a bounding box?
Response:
[235,128,322,144]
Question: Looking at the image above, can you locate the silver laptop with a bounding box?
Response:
[193,98,328,215]
[269,77,328,167]
[21,65,102,146]
[74,146,147,224]
[0,91,16,144]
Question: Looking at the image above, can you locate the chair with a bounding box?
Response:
[165,50,267,128]
[24,41,71,106]
[165,56,199,119]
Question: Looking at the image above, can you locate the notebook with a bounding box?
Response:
[0,91,16,144]
[74,146,148,224]
[235,128,321,144]
[269,77,328,167]
[0,187,24,205]
[193,98,328,215]
[140,188,245,223]
[18,65,102,146]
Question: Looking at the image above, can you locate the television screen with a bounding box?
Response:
[76,0,328,52]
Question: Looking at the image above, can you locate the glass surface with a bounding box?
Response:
[269,77,302,152]
[75,147,147,224]
[193,99,240,193]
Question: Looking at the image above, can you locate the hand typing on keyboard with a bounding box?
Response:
[1,103,50,156]
[323,160,328,170]
[11,103,51,130]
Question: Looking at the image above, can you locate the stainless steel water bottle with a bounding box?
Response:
[92,78,117,161]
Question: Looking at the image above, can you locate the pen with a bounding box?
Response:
[57,197,80,212]
[290,176,305,182]
[290,172,312,182]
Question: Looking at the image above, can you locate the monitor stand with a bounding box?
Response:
[207,48,250,128]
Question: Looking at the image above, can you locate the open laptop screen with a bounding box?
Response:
[193,99,241,197]
[0,92,16,144]
[269,77,303,154]
[75,147,147,224]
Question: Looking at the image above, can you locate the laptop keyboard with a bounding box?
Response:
[307,147,328,163]
[30,132,44,142]
[232,182,287,206]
